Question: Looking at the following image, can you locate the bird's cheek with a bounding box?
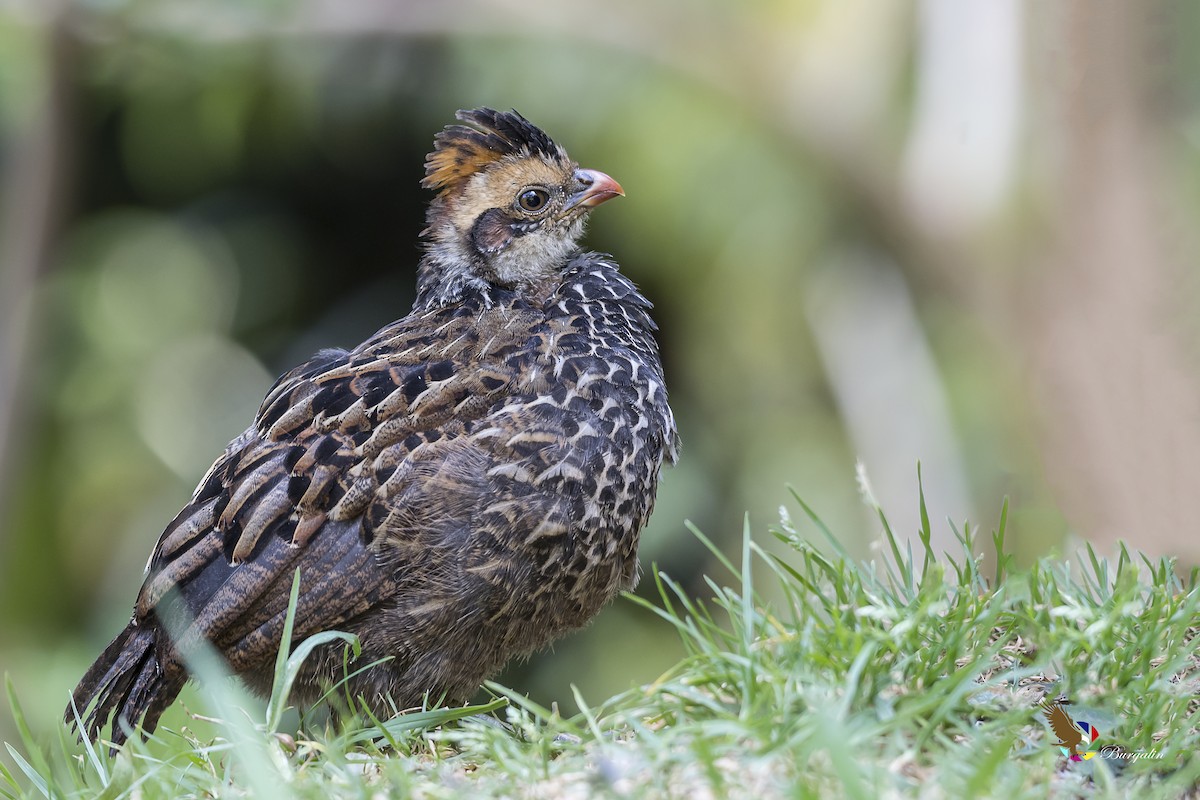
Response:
[470,209,515,256]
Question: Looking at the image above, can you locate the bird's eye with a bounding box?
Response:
[517,188,550,213]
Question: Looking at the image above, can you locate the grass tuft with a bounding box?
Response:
[3,487,1198,798]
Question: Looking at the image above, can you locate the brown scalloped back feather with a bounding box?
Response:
[422,108,568,194]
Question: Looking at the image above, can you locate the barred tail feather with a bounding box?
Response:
[67,622,185,745]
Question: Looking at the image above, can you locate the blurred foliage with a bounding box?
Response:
[3,0,1199,751]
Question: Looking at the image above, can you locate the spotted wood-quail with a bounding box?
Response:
[69,108,679,745]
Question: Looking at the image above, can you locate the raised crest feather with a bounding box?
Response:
[422,108,568,194]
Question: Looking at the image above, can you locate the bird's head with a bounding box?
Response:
[417,108,623,307]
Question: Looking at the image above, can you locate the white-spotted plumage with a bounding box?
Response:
[69,107,677,747]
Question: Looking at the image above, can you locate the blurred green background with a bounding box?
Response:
[4,0,1200,746]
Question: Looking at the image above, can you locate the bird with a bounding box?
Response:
[1039,699,1085,757]
[68,107,679,745]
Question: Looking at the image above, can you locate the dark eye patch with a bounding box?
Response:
[471,208,516,255]
[471,208,545,256]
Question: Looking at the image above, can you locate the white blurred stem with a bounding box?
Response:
[807,250,973,556]
[902,0,1023,238]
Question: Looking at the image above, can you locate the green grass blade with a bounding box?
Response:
[685,520,737,577]
[916,461,934,576]
[992,496,1010,586]
[64,695,107,786]
[0,758,21,799]
[268,629,361,734]
[738,514,755,719]
[787,486,849,557]
[340,693,510,747]
[264,568,303,733]
[2,746,48,800]
[4,676,56,799]
[570,686,606,744]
